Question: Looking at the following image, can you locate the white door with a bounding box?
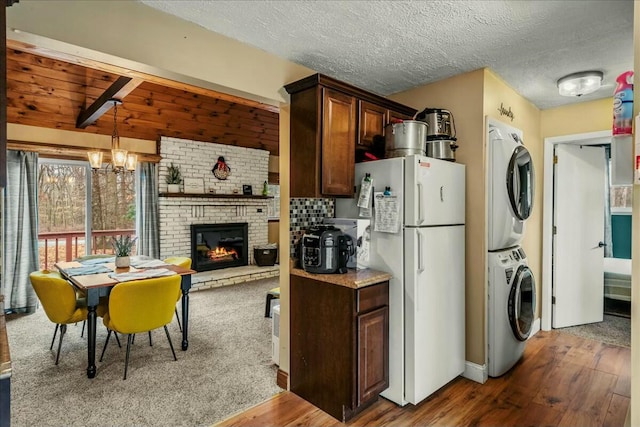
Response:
[552,144,605,328]
[404,156,465,226]
[404,225,465,405]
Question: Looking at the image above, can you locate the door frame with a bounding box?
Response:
[541,130,611,331]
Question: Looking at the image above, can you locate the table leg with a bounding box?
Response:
[180,274,192,351]
[86,305,97,378]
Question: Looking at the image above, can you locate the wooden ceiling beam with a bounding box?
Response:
[76,76,143,128]
[8,140,161,163]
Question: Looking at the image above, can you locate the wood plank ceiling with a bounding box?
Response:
[6,49,280,156]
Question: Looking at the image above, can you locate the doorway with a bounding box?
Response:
[541,130,612,330]
[551,143,606,328]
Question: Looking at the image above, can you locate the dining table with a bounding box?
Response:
[55,256,196,379]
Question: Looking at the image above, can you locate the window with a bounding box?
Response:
[37,159,136,269]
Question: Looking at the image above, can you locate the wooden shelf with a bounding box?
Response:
[159,192,272,199]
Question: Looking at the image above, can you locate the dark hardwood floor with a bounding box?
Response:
[216,330,630,427]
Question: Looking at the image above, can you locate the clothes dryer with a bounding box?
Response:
[488,246,536,377]
[487,119,535,251]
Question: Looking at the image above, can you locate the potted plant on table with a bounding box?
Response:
[112,235,138,268]
[166,163,183,193]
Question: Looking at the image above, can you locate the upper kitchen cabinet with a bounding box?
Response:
[322,88,357,196]
[388,110,414,124]
[358,101,386,149]
[285,74,416,198]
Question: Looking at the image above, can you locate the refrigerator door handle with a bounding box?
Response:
[417,230,425,273]
[440,186,444,202]
[417,183,424,224]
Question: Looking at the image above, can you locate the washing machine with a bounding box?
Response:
[487,119,535,251]
[488,246,536,377]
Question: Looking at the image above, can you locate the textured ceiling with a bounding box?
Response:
[140,0,634,110]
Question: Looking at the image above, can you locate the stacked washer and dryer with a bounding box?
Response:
[487,118,536,378]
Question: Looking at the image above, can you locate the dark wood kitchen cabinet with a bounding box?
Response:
[358,100,386,149]
[285,73,416,197]
[389,109,415,124]
[290,269,389,422]
[321,88,356,196]
[358,101,415,149]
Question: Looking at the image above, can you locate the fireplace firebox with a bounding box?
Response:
[191,223,249,272]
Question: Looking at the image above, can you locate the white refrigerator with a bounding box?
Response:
[336,155,465,406]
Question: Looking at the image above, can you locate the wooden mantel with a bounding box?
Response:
[159,193,272,199]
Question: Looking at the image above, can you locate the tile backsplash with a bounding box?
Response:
[289,198,334,257]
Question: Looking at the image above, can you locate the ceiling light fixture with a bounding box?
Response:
[87,99,137,173]
[557,71,603,97]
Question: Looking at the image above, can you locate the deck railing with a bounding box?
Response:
[38,229,135,270]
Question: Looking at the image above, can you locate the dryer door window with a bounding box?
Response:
[508,265,536,341]
[506,145,535,220]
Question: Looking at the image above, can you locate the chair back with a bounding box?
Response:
[29,270,81,324]
[107,275,181,334]
[163,257,191,302]
[164,257,192,269]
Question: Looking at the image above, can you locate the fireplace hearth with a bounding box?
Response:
[191,223,249,272]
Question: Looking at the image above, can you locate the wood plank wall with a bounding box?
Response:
[6,49,280,156]
[0,5,7,186]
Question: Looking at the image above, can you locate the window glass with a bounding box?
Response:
[37,160,136,269]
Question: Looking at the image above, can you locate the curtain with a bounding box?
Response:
[603,146,613,258]
[136,162,160,258]
[3,151,39,313]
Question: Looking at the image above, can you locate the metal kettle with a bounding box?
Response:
[416,108,456,140]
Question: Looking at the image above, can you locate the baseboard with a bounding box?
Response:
[529,317,541,338]
[462,361,487,384]
[276,368,288,390]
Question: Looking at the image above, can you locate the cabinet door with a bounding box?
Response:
[322,88,356,196]
[358,101,387,148]
[357,305,389,406]
[388,110,414,124]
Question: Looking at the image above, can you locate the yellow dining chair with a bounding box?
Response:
[99,275,181,379]
[163,257,192,332]
[29,270,90,365]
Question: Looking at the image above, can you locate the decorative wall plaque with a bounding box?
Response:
[497,103,515,122]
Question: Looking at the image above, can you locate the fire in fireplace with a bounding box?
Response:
[190,223,248,272]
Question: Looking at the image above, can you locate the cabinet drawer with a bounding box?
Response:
[357,282,389,313]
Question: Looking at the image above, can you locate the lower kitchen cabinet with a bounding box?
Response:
[290,272,389,422]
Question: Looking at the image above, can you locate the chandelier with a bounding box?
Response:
[87,99,137,173]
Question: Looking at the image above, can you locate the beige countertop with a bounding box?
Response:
[290,267,392,289]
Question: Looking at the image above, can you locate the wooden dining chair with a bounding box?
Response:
[29,270,89,365]
[163,256,192,332]
[99,275,181,379]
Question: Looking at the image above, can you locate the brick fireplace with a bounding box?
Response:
[158,137,277,289]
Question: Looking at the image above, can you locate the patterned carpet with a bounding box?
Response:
[6,277,283,427]
[556,313,631,348]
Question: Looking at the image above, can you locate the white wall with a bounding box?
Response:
[158,137,269,262]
